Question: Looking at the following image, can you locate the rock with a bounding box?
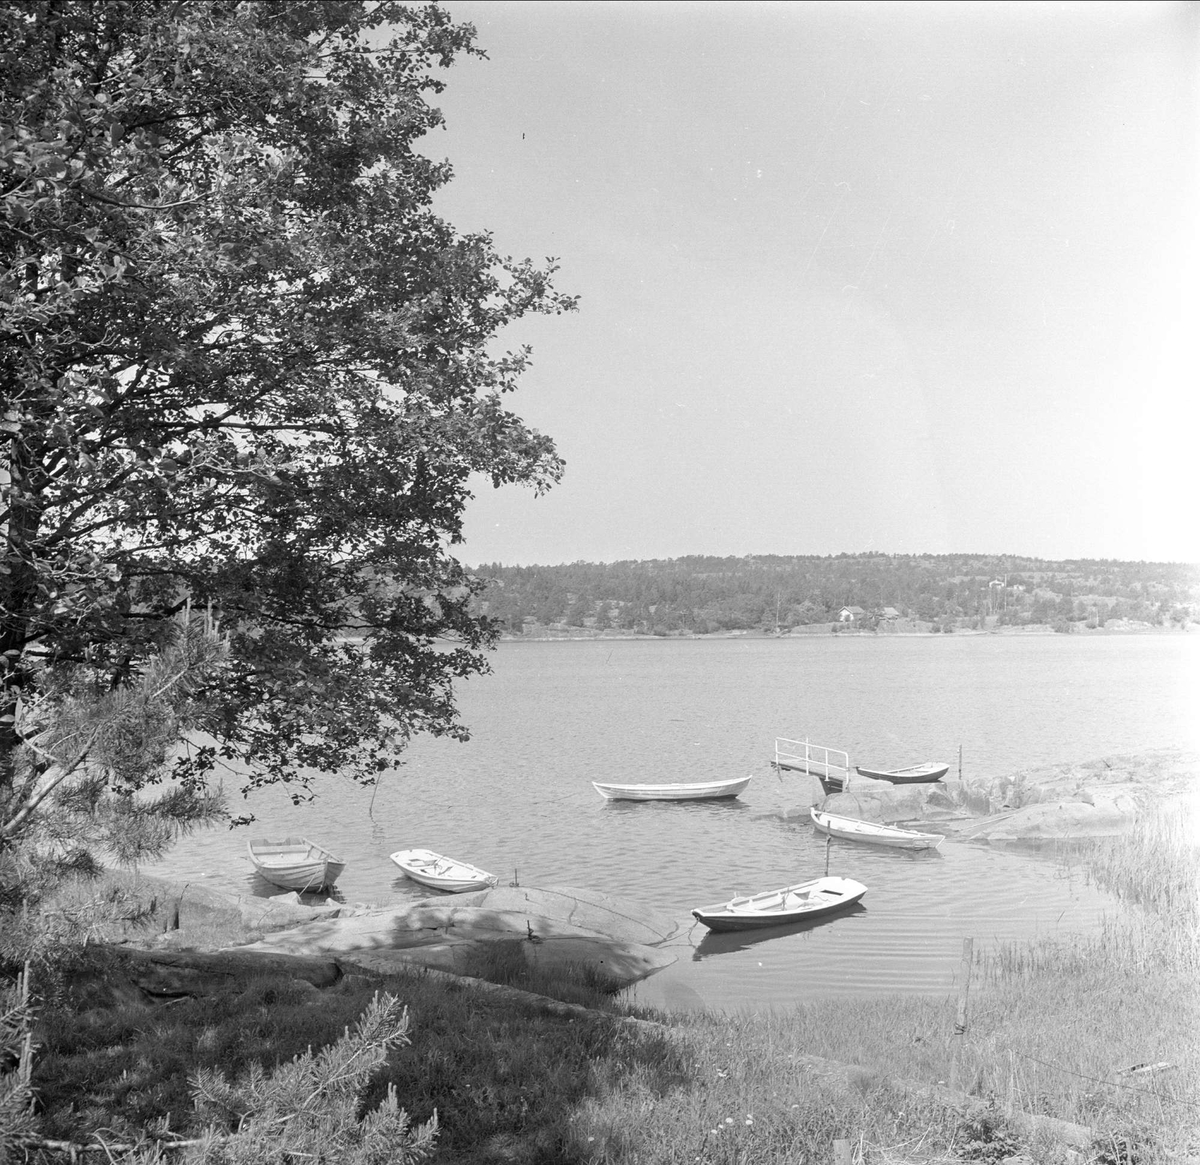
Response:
[963,800,1135,840]
[455,885,681,944]
[821,781,963,824]
[114,947,343,1000]
[343,934,675,986]
[229,884,680,988]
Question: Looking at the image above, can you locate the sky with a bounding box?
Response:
[419,1,1198,567]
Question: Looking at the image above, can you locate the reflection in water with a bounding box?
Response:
[600,798,753,815]
[691,902,869,960]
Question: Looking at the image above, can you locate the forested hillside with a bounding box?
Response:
[470,554,1200,637]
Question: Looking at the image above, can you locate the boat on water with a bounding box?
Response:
[246,836,346,892]
[389,848,499,893]
[591,776,752,802]
[810,807,944,851]
[691,875,867,933]
[854,762,949,784]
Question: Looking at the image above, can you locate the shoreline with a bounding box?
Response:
[498,620,1196,642]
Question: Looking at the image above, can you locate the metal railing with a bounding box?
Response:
[773,737,850,788]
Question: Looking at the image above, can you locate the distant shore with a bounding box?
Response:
[500,618,1196,642]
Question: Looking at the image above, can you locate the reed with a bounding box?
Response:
[1054,804,1200,925]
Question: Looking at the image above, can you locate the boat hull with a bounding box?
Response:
[592,776,752,802]
[389,848,499,893]
[691,875,867,933]
[854,763,949,784]
[810,807,944,850]
[247,837,345,892]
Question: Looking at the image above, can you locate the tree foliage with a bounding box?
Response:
[187,992,436,1165]
[477,554,1200,635]
[1,2,575,807]
[0,607,229,970]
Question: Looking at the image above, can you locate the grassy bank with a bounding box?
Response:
[18,808,1199,1164]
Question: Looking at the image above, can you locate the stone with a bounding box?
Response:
[227,884,680,989]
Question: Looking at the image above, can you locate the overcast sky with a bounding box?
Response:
[422,1,1198,567]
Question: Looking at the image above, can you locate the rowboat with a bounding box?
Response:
[389,848,499,893]
[591,776,751,802]
[854,762,949,784]
[246,837,346,892]
[691,875,867,933]
[810,807,944,850]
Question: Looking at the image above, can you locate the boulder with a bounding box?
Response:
[820,780,964,823]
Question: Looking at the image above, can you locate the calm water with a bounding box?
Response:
[147,633,1200,1012]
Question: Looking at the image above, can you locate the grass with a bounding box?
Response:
[18,803,1200,1164]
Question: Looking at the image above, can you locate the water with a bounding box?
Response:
[146,633,1200,1011]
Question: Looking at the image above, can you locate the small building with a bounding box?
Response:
[837,606,866,623]
[880,606,901,620]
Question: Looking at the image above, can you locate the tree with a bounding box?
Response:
[1,3,576,812]
[1,608,229,968]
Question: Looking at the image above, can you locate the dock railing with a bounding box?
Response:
[773,737,851,788]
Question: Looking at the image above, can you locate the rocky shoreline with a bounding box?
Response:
[799,746,1199,841]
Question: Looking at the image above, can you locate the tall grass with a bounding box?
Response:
[1056,805,1200,927]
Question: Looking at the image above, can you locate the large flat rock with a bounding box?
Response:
[446,885,682,944]
[961,797,1142,840]
[343,936,675,986]
[230,884,679,988]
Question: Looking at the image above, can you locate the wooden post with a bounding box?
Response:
[832,1139,852,1165]
[824,834,833,876]
[958,744,963,780]
[956,937,973,1033]
[950,937,973,1091]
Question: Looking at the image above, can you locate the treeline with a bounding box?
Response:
[469,554,1200,636]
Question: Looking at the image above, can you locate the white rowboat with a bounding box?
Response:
[389,848,499,893]
[247,837,346,892]
[810,807,944,851]
[691,875,867,933]
[591,776,752,802]
[854,762,949,784]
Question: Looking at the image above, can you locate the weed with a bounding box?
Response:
[955,1107,1022,1162]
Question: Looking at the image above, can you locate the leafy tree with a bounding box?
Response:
[1,2,575,812]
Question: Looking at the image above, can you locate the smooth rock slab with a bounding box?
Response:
[231,884,679,988]
[445,885,682,945]
[343,934,675,986]
[961,799,1137,840]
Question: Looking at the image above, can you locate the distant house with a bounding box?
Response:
[880,607,901,620]
[837,606,866,622]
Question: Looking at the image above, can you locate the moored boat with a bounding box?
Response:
[591,776,752,802]
[854,762,949,784]
[691,875,867,933]
[246,836,346,892]
[810,807,944,850]
[389,848,499,893]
